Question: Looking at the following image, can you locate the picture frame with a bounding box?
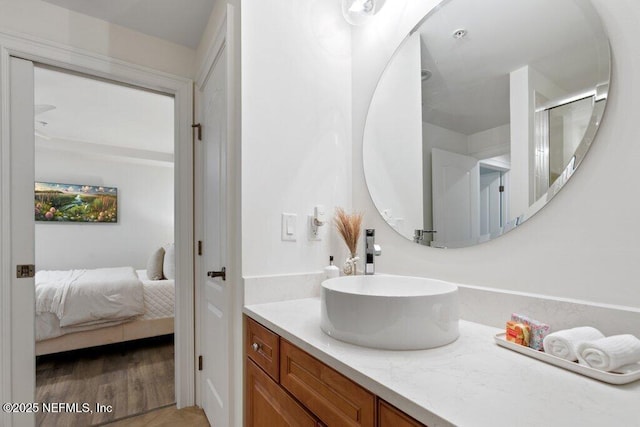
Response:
[35,181,118,223]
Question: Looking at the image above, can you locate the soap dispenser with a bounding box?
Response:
[324,256,340,279]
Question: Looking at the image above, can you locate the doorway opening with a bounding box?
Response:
[479,165,507,237]
[33,64,177,426]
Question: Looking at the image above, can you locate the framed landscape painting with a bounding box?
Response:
[35,181,118,223]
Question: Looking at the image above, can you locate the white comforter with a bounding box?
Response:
[35,266,144,328]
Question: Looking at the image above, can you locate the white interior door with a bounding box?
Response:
[480,169,502,236]
[9,56,36,427]
[198,44,230,425]
[431,148,480,248]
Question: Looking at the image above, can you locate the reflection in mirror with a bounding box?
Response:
[363,0,610,248]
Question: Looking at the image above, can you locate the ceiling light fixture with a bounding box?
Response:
[349,0,374,13]
[342,0,384,26]
[452,29,468,39]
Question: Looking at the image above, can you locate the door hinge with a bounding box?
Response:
[499,185,505,193]
[197,240,202,256]
[198,355,203,371]
[192,123,202,141]
[16,264,35,278]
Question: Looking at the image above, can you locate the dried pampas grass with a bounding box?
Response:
[334,207,363,256]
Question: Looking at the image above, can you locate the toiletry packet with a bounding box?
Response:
[511,313,550,351]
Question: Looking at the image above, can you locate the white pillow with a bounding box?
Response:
[146,247,165,280]
[163,243,175,280]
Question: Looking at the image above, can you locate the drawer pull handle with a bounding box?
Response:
[252,342,261,352]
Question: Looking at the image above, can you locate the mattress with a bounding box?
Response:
[136,269,175,320]
[36,269,175,342]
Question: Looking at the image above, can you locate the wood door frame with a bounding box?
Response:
[194,4,243,426]
[0,28,196,424]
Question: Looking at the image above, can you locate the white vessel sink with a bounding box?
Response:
[320,275,459,350]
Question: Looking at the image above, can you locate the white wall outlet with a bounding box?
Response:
[281,213,297,241]
[313,205,326,226]
[308,215,321,241]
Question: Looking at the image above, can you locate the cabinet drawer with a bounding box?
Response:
[246,317,280,381]
[246,358,319,427]
[280,339,375,427]
[378,400,426,427]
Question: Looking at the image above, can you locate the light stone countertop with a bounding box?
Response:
[244,298,640,427]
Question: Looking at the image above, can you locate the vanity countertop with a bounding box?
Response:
[244,298,640,427]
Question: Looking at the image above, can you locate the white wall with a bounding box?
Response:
[509,66,534,218]
[467,124,510,160]
[0,0,195,78]
[35,147,174,270]
[363,32,423,240]
[353,0,640,308]
[194,0,230,74]
[241,0,352,277]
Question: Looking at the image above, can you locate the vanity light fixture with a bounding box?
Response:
[342,0,384,26]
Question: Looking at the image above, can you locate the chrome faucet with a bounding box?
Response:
[364,229,382,275]
[414,229,437,245]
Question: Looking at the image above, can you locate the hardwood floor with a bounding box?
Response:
[102,405,209,427]
[36,335,175,427]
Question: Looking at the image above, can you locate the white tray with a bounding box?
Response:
[494,333,640,385]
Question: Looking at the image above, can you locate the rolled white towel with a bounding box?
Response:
[576,334,640,372]
[542,327,604,361]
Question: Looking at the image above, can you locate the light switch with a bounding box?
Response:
[281,213,297,241]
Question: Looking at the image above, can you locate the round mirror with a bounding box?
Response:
[363,0,610,248]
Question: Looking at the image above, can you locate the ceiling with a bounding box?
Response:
[41,0,216,48]
[34,66,174,157]
[414,0,610,135]
[34,1,209,162]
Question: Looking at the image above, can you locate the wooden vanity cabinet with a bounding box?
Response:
[246,316,280,381]
[280,339,375,427]
[244,315,427,427]
[378,400,425,427]
[246,359,320,427]
[245,318,321,426]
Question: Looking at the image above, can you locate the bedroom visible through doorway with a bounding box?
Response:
[33,65,176,426]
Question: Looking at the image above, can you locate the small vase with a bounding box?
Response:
[343,255,359,276]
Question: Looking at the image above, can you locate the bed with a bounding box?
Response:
[35,267,175,356]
